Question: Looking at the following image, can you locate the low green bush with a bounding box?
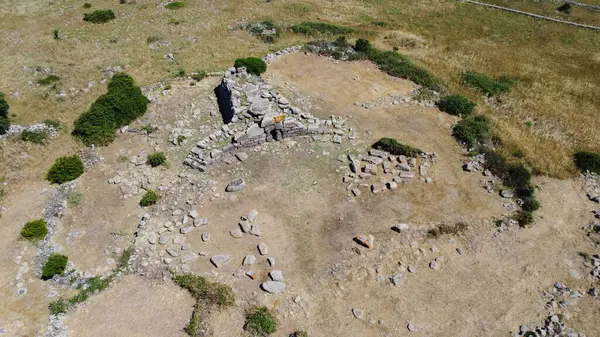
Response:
[49,300,68,315]
[38,75,61,85]
[291,22,353,36]
[83,9,115,23]
[437,94,475,116]
[47,155,85,184]
[367,48,442,91]
[234,57,267,76]
[21,219,48,242]
[139,189,158,207]
[372,138,423,157]
[354,38,372,53]
[452,115,492,148]
[42,254,68,280]
[52,29,60,40]
[165,1,184,9]
[21,130,49,144]
[83,3,92,8]
[191,70,207,81]
[574,151,600,174]
[247,21,281,43]
[1,93,11,134]
[147,152,166,167]
[460,71,512,97]
[72,73,148,146]
[245,306,277,335]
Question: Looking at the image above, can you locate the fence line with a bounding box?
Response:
[460,0,600,31]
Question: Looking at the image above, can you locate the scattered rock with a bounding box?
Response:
[226,177,245,192]
[261,280,286,294]
[352,308,364,319]
[354,234,374,249]
[269,270,284,282]
[230,228,243,238]
[392,223,409,233]
[210,255,231,268]
[201,232,210,242]
[243,255,256,266]
[258,243,268,255]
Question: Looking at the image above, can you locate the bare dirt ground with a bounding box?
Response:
[0,54,598,337]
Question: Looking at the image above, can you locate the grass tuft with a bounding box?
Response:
[83,9,116,23]
[20,219,48,242]
[372,138,423,157]
[165,2,185,10]
[42,253,68,280]
[460,71,512,97]
[291,22,353,36]
[139,189,158,207]
[245,306,277,336]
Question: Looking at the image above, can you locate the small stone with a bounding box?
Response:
[407,322,415,331]
[392,223,409,233]
[391,273,403,286]
[261,281,286,294]
[269,270,284,282]
[246,271,258,280]
[351,188,361,197]
[210,255,231,268]
[167,246,181,257]
[201,232,210,242]
[245,209,259,222]
[371,184,386,194]
[387,181,398,190]
[226,178,245,192]
[181,252,198,263]
[236,152,249,162]
[408,266,416,273]
[500,190,513,198]
[355,234,374,249]
[258,243,268,255]
[239,220,251,232]
[352,308,364,319]
[230,228,243,238]
[243,255,256,266]
[173,234,185,244]
[267,257,275,266]
[249,225,261,236]
[194,217,208,227]
[180,226,194,234]
[429,261,440,270]
[159,234,169,245]
[188,210,198,219]
[147,232,157,244]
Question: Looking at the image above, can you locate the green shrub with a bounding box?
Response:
[0,116,9,135]
[53,29,60,40]
[367,48,442,91]
[437,94,475,116]
[72,73,148,146]
[515,210,534,227]
[234,57,267,76]
[191,70,207,81]
[521,196,540,212]
[355,38,372,53]
[49,300,67,315]
[147,152,166,167]
[83,9,115,23]
[47,155,85,184]
[245,307,277,335]
[174,274,235,306]
[139,189,158,207]
[83,3,92,8]
[165,1,184,9]
[452,115,491,148]
[21,219,48,242]
[460,71,512,97]
[42,254,68,280]
[290,332,308,337]
[38,75,60,86]
[372,137,423,157]
[291,22,353,36]
[21,130,49,144]
[574,151,600,174]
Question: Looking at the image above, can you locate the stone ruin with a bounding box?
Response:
[184,65,350,172]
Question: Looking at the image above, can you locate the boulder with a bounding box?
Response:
[226,178,245,192]
[246,124,265,138]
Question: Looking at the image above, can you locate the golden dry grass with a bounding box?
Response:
[0,0,599,183]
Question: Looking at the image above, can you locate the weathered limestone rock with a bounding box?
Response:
[352,308,364,319]
[249,225,261,236]
[258,242,268,255]
[269,270,284,282]
[201,232,210,242]
[355,234,374,248]
[226,178,245,192]
[392,223,409,233]
[230,228,243,238]
[147,232,157,244]
[261,281,286,294]
[194,217,208,227]
[371,184,386,194]
[391,273,403,286]
[364,163,378,175]
[181,252,198,263]
[235,152,248,162]
[167,246,181,257]
[243,255,256,266]
[239,220,251,232]
[180,226,194,234]
[210,255,231,268]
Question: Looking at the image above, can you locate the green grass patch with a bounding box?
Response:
[21,130,49,144]
[372,137,423,157]
[49,300,67,315]
[574,151,600,175]
[38,75,60,86]
[0,92,8,134]
[437,94,475,116]
[245,306,277,336]
[72,73,148,146]
[139,189,158,207]
[246,21,281,43]
[67,191,83,206]
[42,119,61,129]
[165,1,184,9]
[291,22,353,36]
[21,219,48,242]
[42,254,68,280]
[83,9,115,23]
[191,70,207,81]
[234,57,267,76]
[367,48,442,91]
[452,115,492,148]
[147,152,166,167]
[460,71,513,97]
[47,155,84,184]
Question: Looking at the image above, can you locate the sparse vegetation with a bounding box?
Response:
[427,222,468,238]
[146,35,160,44]
[140,124,157,134]
[437,94,475,116]
[0,92,10,135]
[290,331,308,337]
[291,22,353,36]
[372,138,423,157]
[67,191,83,206]
[245,306,277,336]
[245,21,281,43]
[38,75,60,85]
[234,57,267,76]
[42,119,61,129]
[49,300,67,315]
[21,130,49,144]
[46,155,85,184]
[83,3,92,8]
[147,151,166,167]
[139,189,158,207]
[460,71,513,97]
[42,253,68,280]
[83,9,115,23]
[452,115,492,148]
[574,151,600,174]
[20,219,48,242]
[165,1,185,10]
[52,29,60,40]
[174,274,235,337]
[191,70,207,81]
[72,73,148,146]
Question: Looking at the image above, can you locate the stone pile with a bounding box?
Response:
[184,66,351,172]
[514,315,586,337]
[108,150,161,199]
[339,148,436,200]
[262,45,303,64]
[583,172,600,203]
[1,122,58,140]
